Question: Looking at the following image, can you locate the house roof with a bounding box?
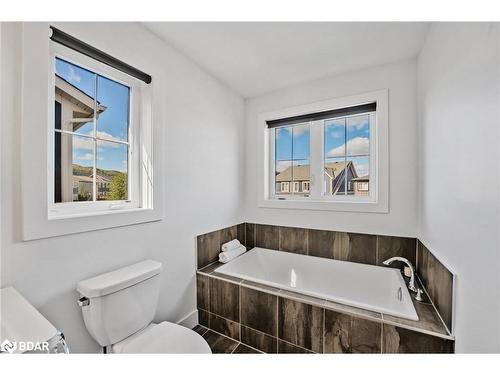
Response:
[72,174,113,184]
[276,161,357,182]
[352,176,369,181]
[55,74,107,131]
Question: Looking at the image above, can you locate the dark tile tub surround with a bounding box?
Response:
[196,223,455,342]
[196,263,455,354]
[417,240,454,332]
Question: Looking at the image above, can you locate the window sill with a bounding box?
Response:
[48,207,152,221]
[23,205,162,241]
[258,198,388,213]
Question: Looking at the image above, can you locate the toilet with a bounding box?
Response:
[76,260,211,354]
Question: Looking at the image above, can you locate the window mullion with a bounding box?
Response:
[309,120,323,199]
[92,74,97,202]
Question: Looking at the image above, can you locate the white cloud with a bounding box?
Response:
[347,116,369,131]
[327,137,369,157]
[353,162,369,177]
[73,136,93,151]
[275,160,291,173]
[67,66,82,84]
[276,125,308,138]
[76,153,93,161]
[72,131,124,152]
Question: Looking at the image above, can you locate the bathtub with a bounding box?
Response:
[216,247,418,321]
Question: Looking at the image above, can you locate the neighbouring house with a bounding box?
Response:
[352,176,370,196]
[275,161,368,196]
[55,74,106,202]
[72,173,113,201]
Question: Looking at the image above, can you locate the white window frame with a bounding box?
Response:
[48,43,141,218]
[21,24,163,240]
[257,89,388,213]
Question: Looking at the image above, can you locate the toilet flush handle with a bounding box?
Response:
[77,296,90,307]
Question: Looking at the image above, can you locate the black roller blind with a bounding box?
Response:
[266,102,376,128]
[50,26,152,84]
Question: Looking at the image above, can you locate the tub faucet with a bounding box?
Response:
[382,257,417,293]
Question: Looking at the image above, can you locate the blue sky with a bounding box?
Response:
[275,115,370,177]
[56,58,129,173]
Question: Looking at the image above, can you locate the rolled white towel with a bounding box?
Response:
[221,239,242,252]
[219,245,246,263]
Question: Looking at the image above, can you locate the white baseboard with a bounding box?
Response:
[176,309,198,329]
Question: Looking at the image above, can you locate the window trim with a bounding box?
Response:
[257,89,389,213]
[48,42,141,218]
[21,23,162,240]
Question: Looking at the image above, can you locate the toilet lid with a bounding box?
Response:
[112,322,211,354]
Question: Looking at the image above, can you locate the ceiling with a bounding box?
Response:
[144,22,429,98]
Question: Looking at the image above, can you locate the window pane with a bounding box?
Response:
[96,75,130,142]
[55,58,96,135]
[274,124,310,197]
[349,156,370,197]
[346,114,370,157]
[96,140,128,201]
[324,118,346,160]
[54,133,94,203]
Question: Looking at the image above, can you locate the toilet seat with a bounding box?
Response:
[112,322,211,354]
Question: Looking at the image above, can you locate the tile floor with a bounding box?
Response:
[193,325,262,354]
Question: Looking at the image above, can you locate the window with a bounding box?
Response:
[358,182,369,192]
[21,24,160,240]
[54,58,130,204]
[259,90,388,213]
[47,28,154,220]
[271,106,374,200]
[274,123,310,198]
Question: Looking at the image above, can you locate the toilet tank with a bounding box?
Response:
[77,260,163,347]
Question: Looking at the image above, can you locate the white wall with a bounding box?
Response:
[417,23,500,353]
[244,60,418,237]
[0,22,244,353]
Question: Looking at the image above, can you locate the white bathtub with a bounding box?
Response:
[216,247,418,321]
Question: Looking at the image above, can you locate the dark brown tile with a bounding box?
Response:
[382,324,454,353]
[383,296,449,337]
[210,278,239,322]
[193,325,208,336]
[197,230,220,269]
[237,223,246,245]
[417,241,453,331]
[279,226,308,255]
[324,310,381,353]
[202,330,239,354]
[209,313,240,340]
[240,286,277,335]
[278,297,323,352]
[233,343,261,354]
[278,340,315,354]
[377,236,416,269]
[240,326,277,353]
[333,232,377,265]
[196,274,209,311]
[220,225,237,246]
[245,223,256,248]
[308,229,334,259]
[198,309,209,327]
[255,224,279,250]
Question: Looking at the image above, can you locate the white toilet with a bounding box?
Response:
[76,260,211,354]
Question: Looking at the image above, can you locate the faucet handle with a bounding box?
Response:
[415,288,424,302]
